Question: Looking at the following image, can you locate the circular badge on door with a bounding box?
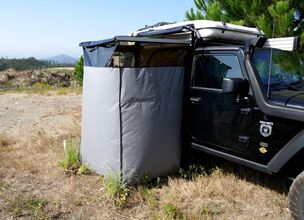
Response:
[260,121,273,137]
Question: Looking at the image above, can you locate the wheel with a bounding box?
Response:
[289,171,304,219]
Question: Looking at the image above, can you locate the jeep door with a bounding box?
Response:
[187,49,253,156]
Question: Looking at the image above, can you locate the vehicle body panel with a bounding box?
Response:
[187,46,304,177]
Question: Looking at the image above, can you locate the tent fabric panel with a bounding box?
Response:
[120,67,184,181]
[83,44,117,67]
[83,43,188,68]
[81,67,121,175]
[79,37,116,47]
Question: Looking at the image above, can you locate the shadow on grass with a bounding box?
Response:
[180,148,291,195]
[142,148,291,195]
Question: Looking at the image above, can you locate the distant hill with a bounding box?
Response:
[43,54,77,65]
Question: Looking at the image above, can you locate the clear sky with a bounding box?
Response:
[0,0,194,59]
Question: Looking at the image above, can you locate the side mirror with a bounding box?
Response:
[222,78,249,94]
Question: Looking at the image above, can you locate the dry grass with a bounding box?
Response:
[0,134,11,148]
[0,94,292,220]
[0,84,82,96]
[7,193,48,219]
[0,131,291,219]
[121,158,290,220]
[154,168,289,219]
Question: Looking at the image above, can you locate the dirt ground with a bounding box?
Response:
[0,93,292,219]
[0,93,81,139]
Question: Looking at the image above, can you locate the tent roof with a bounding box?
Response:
[79,36,191,48]
[132,20,264,37]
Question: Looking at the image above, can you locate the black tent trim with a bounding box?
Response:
[79,36,191,48]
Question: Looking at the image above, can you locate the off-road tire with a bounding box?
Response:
[289,171,304,219]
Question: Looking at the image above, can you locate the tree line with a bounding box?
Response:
[0,57,74,71]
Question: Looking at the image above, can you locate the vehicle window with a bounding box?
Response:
[252,49,304,89]
[192,54,243,89]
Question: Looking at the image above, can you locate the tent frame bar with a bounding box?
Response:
[79,36,191,48]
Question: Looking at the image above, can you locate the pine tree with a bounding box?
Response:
[185,0,304,39]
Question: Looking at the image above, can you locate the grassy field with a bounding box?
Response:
[0,91,292,219]
[0,83,82,96]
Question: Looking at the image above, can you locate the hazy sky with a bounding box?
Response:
[0,0,194,58]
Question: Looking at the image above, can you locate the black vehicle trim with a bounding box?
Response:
[190,87,223,93]
[196,46,241,52]
[191,143,271,174]
[267,129,304,173]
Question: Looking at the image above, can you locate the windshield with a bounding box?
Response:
[252,49,304,90]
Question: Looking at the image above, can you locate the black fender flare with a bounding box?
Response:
[267,129,304,173]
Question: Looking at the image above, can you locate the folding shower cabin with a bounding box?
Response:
[79,36,190,182]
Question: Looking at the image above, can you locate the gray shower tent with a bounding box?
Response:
[79,36,190,182]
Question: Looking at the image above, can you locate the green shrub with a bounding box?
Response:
[59,138,93,176]
[59,139,80,174]
[77,164,91,175]
[101,174,130,206]
[164,203,177,218]
[74,56,83,85]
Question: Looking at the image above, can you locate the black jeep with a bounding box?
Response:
[185,38,304,219]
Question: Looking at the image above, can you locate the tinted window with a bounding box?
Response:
[252,49,304,87]
[192,54,243,89]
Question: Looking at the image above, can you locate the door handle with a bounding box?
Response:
[189,97,202,104]
[240,108,252,115]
